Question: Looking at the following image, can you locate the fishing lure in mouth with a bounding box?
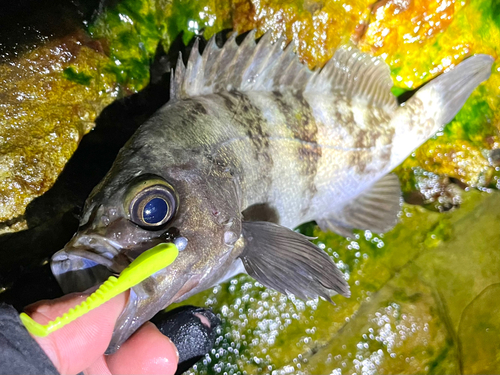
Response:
[20,242,179,337]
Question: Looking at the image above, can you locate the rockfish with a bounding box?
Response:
[51,30,493,351]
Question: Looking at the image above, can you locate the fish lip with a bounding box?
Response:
[52,247,125,274]
[105,276,185,354]
[71,234,123,259]
[51,235,129,294]
[51,248,115,293]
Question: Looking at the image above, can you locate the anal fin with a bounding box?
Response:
[240,221,350,301]
[318,174,402,236]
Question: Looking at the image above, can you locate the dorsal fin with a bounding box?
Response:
[170,31,397,110]
[306,46,397,109]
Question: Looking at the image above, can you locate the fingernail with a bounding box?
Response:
[151,306,221,374]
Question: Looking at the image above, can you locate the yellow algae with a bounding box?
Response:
[360,0,465,87]
[358,0,497,89]
[0,36,118,227]
[233,0,372,67]
[401,139,490,186]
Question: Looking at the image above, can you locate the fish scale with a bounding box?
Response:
[50,31,494,352]
[171,89,395,228]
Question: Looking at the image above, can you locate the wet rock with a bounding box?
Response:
[0,34,118,230]
[358,0,500,192]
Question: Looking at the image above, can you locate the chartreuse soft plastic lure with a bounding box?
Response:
[20,242,179,337]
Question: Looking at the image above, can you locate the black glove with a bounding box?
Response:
[151,306,221,375]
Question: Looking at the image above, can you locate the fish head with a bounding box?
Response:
[51,160,243,351]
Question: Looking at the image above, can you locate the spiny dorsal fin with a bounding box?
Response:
[170,31,397,110]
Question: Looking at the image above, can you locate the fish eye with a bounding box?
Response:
[125,176,178,229]
[143,197,168,224]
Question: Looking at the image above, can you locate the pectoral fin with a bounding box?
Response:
[240,221,350,301]
[317,174,402,236]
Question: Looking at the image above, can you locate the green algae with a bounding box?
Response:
[448,85,496,145]
[62,67,93,86]
[88,0,231,92]
[391,86,407,97]
[88,0,167,91]
[166,0,232,45]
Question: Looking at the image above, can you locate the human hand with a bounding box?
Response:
[24,292,178,375]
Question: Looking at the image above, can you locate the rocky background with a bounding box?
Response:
[1,0,499,373]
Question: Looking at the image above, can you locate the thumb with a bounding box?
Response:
[24,291,127,374]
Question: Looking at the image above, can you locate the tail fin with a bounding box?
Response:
[390,54,494,165]
[420,54,494,125]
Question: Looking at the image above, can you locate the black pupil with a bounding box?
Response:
[143,197,168,224]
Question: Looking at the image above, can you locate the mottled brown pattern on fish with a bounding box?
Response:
[217,92,270,154]
[178,99,209,127]
[216,91,274,194]
[272,91,322,206]
[326,97,394,174]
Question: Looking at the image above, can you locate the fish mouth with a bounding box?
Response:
[51,235,129,294]
[51,235,190,353]
[51,237,146,353]
[52,245,144,353]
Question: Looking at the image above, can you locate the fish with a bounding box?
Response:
[50,30,493,352]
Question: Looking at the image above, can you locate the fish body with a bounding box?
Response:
[51,31,493,352]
